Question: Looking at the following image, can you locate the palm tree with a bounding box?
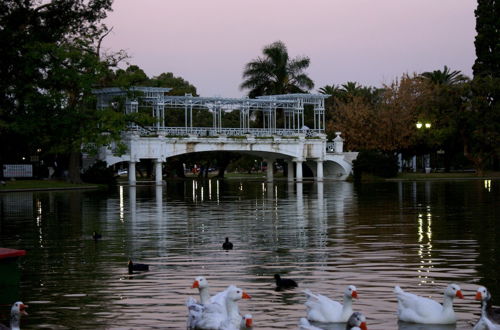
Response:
[240,41,314,97]
[420,65,469,86]
[318,84,340,95]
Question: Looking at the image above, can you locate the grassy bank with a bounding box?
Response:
[389,171,500,181]
[0,179,102,191]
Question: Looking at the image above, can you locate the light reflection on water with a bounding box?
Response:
[0,180,498,329]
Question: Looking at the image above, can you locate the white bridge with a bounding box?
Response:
[92,87,358,184]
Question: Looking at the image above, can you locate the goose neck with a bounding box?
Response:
[225,299,240,320]
[442,295,454,311]
[342,294,353,309]
[10,313,21,330]
[199,287,210,305]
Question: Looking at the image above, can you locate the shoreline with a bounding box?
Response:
[1,173,499,192]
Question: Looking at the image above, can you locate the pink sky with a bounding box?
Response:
[102,0,477,97]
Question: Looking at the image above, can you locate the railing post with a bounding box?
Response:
[333,132,344,153]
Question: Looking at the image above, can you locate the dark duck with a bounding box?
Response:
[222,237,233,250]
[274,274,298,290]
[92,231,102,240]
[128,259,149,274]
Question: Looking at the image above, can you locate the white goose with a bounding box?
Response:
[298,317,323,330]
[346,312,368,330]
[0,301,28,330]
[240,314,253,329]
[190,285,251,330]
[304,285,358,323]
[394,284,464,324]
[187,276,230,329]
[474,286,500,330]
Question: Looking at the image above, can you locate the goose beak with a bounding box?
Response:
[475,291,482,300]
[20,304,28,316]
[360,321,367,330]
[456,290,464,299]
[192,280,199,289]
[352,290,358,298]
[242,291,251,299]
[245,318,253,327]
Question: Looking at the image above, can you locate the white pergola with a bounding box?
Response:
[93,87,328,137]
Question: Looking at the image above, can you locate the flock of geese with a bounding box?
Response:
[2,236,499,329]
[184,275,499,330]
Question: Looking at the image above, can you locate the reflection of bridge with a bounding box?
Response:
[92,87,358,184]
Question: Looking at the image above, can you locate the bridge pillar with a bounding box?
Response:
[154,160,164,185]
[295,160,303,182]
[265,159,274,182]
[128,161,137,185]
[316,160,324,181]
[287,160,294,181]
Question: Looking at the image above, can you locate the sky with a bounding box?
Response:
[102,0,477,98]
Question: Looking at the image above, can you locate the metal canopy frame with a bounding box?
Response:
[92,87,328,136]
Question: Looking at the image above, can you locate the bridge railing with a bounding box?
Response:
[124,126,344,153]
[128,126,321,138]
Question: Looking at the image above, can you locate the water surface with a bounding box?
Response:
[0,179,499,329]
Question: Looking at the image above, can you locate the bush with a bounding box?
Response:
[353,151,398,181]
[81,160,116,185]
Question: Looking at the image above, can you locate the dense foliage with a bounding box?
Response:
[0,0,124,182]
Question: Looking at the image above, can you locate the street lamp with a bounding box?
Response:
[416,121,432,173]
[416,122,431,129]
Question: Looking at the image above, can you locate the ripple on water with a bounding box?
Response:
[1,181,496,329]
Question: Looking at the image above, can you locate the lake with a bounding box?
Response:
[0,179,498,329]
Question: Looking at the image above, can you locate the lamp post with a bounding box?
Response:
[416,121,432,173]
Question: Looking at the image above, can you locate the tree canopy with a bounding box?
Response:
[240,41,314,98]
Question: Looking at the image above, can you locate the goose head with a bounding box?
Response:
[345,285,358,299]
[444,283,464,299]
[347,311,367,330]
[11,301,28,317]
[192,276,209,289]
[475,286,490,302]
[226,285,251,302]
[241,314,253,328]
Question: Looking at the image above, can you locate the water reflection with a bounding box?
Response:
[484,179,491,192]
[417,206,434,285]
[119,185,124,223]
[0,181,497,329]
[398,322,457,330]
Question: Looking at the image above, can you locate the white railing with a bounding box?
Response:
[125,126,342,153]
[128,126,321,138]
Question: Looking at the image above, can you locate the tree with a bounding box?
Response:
[462,77,500,174]
[419,67,471,171]
[318,84,340,96]
[465,0,500,173]
[150,72,197,96]
[240,41,314,98]
[111,65,149,87]
[421,65,468,86]
[473,0,500,79]
[326,75,430,152]
[0,0,130,183]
